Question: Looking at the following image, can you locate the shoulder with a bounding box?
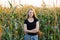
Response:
[24,19,28,24]
[24,19,27,21]
[35,18,39,22]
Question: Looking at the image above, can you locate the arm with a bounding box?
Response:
[31,21,39,33]
[24,24,33,33]
[24,21,39,33]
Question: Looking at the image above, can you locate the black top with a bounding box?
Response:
[24,18,38,35]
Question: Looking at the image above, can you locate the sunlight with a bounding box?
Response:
[0,0,60,7]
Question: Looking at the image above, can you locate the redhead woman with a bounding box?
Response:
[24,8,39,40]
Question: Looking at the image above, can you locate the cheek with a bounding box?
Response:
[31,13,33,16]
[29,13,33,16]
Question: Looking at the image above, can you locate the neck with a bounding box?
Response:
[29,17,33,19]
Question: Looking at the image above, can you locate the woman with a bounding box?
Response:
[24,8,39,40]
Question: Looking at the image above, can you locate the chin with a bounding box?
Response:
[30,17,32,18]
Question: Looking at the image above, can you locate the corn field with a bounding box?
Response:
[0,2,60,40]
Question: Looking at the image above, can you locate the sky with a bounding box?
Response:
[0,0,60,8]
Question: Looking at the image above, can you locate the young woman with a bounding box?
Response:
[24,8,39,40]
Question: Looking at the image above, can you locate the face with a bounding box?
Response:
[28,10,34,18]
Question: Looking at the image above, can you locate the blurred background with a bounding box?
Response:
[0,0,60,7]
[0,0,60,40]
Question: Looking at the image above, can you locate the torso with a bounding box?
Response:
[24,18,38,35]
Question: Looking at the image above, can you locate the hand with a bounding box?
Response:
[28,29,38,33]
[25,29,38,33]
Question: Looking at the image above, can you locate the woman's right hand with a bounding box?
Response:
[26,29,37,33]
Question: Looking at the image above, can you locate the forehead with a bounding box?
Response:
[29,10,33,12]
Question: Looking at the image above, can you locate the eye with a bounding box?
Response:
[30,12,32,13]
[30,12,33,13]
